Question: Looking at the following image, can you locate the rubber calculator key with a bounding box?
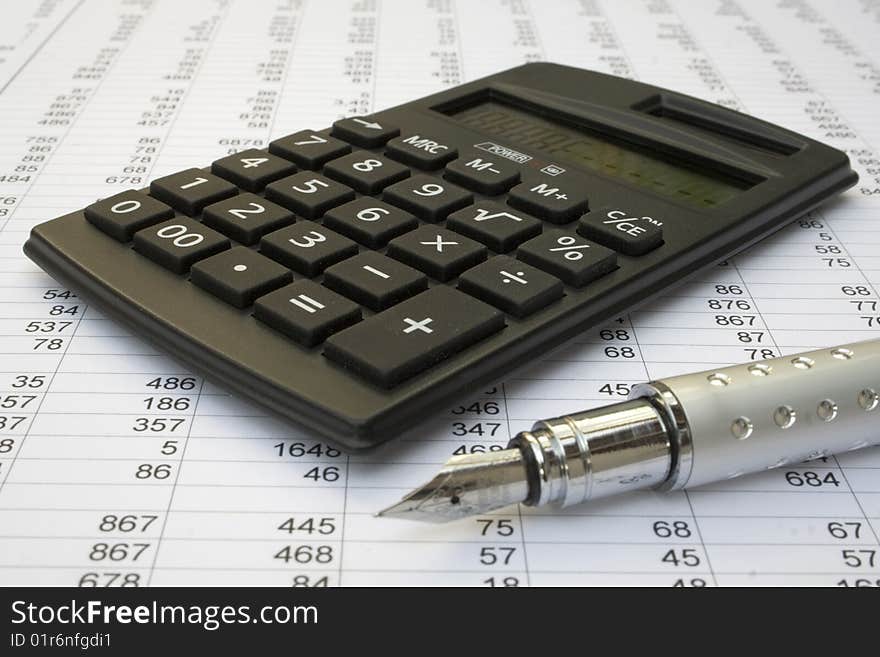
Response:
[446,201,542,252]
[133,217,229,274]
[383,175,472,221]
[577,206,664,256]
[254,280,362,347]
[458,256,563,318]
[190,247,292,308]
[386,134,457,170]
[324,286,505,387]
[331,116,400,148]
[259,221,357,276]
[268,130,351,169]
[211,148,297,192]
[444,151,521,195]
[508,179,589,224]
[265,172,355,220]
[387,226,487,282]
[322,198,417,248]
[84,191,174,242]
[149,168,238,216]
[323,151,410,194]
[323,252,427,312]
[202,193,294,245]
[517,229,617,287]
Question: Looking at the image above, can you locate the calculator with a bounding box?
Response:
[24,63,856,449]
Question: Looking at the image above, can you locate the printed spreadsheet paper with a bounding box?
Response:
[0,0,878,587]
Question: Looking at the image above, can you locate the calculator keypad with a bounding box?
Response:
[265,171,355,219]
[508,179,589,224]
[323,151,410,194]
[446,201,542,253]
[255,280,362,347]
[387,226,487,282]
[88,115,647,389]
[383,175,472,221]
[331,116,399,148]
[577,206,664,256]
[133,217,229,274]
[150,169,238,216]
[444,151,521,195]
[323,252,428,312]
[259,221,357,277]
[211,149,297,192]
[268,130,351,169]
[190,246,292,308]
[386,134,457,170]
[324,286,505,387]
[201,193,294,245]
[84,190,174,242]
[517,229,617,287]
[322,198,417,248]
[458,256,564,318]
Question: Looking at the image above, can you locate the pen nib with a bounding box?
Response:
[377,447,530,523]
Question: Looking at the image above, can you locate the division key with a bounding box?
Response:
[324,287,505,387]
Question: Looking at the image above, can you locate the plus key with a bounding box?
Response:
[324,287,505,387]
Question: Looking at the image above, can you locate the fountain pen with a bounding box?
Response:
[379,339,880,522]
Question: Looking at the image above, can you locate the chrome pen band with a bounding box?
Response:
[509,340,880,508]
[509,398,673,507]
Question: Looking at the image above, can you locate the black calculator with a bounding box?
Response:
[25,63,856,449]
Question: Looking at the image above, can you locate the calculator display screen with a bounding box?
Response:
[448,100,748,208]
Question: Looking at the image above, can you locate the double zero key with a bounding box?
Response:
[324,287,505,387]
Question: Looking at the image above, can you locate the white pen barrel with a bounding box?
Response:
[637,340,880,489]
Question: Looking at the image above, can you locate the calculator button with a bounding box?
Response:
[331,116,400,148]
[323,252,427,312]
[323,151,410,194]
[322,198,417,248]
[458,256,564,318]
[387,226,487,282]
[202,193,294,245]
[444,152,521,195]
[84,191,174,242]
[254,280,362,347]
[324,286,504,387]
[149,169,238,216]
[133,217,230,274]
[386,134,457,170]
[517,229,617,287]
[383,175,472,222]
[268,130,351,169]
[190,247,292,309]
[211,149,297,192]
[265,172,355,220]
[508,179,589,224]
[446,201,542,253]
[260,221,357,277]
[577,206,664,256]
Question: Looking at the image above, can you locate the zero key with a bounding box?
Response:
[324,286,505,387]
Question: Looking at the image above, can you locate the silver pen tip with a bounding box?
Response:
[376,447,531,523]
